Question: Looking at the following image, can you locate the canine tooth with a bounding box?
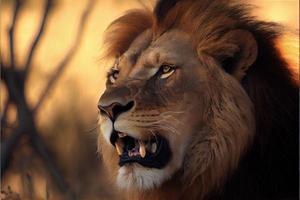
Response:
[115,139,124,155]
[139,140,146,158]
[118,132,127,138]
[151,143,157,153]
[128,151,133,157]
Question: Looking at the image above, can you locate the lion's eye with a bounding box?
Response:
[109,70,119,84]
[160,64,176,79]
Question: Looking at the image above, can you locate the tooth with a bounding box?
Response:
[118,132,127,138]
[146,143,151,151]
[128,151,133,157]
[139,140,146,158]
[115,139,124,155]
[151,143,157,153]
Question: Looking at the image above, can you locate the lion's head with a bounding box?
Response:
[97,0,298,199]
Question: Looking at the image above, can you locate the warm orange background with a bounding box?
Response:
[1,0,299,199]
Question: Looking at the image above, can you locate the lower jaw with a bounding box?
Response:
[117,163,168,191]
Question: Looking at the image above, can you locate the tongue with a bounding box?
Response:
[128,140,146,158]
[128,148,140,157]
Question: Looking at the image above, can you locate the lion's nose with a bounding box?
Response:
[98,101,134,121]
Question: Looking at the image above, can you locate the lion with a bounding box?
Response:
[97,0,299,199]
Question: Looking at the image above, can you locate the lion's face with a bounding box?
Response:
[98,29,255,192]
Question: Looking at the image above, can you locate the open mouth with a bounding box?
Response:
[110,131,172,169]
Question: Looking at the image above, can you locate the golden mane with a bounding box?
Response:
[103,0,282,61]
[103,9,153,58]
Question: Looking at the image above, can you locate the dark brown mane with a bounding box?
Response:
[236,30,299,199]
[102,0,299,199]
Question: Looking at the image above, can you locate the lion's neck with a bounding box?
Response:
[122,175,182,200]
[125,175,206,200]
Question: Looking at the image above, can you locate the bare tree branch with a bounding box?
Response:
[1,60,18,133]
[8,0,22,69]
[33,0,96,113]
[2,0,96,197]
[1,64,30,174]
[1,66,24,107]
[1,99,10,131]
[24,0,53,75]
[1,127,23,174]
[1,116,73,196]
[29,129,70,194]
[2,0,22,132]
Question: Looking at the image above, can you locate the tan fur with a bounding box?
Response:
[181,55,255,199]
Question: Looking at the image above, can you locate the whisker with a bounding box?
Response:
[85,125,99,133]
[160,110,185,116]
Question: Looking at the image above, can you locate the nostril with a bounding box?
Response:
[112,101,134,119]
[98,101,135,121]
[98,104,107,115]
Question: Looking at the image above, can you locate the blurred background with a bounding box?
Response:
[0,0,298,199]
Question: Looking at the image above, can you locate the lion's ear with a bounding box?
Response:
[202,29,258,81]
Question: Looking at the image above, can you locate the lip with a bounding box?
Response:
[110,130,172,169]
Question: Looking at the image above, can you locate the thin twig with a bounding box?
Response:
[8,0,21,69]
[1,66,24,107]
[33,0,96,113]
[3,0,22,132]
[29,126,70,194]
[24,0,53,76]
[0,66,29,175]
[1,61,10,125]
[137,0,149,10]
[1,60,18,133]
[21,171,35,199]
[1,99,10,131]
[137,0,155,10]
[45,181,50,200]
[1,127,23,174]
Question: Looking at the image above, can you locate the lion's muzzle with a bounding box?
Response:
[98,86,172,169]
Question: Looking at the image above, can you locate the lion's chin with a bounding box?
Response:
[116,163,172,191]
